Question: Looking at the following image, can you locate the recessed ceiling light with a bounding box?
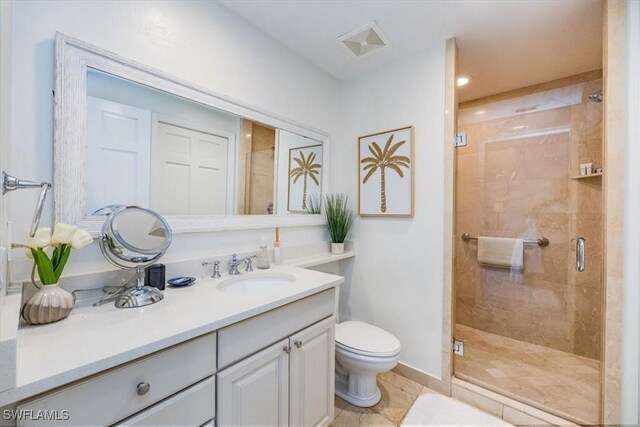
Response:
[512,125,528,130]
[457,76,471,87]
[475,110,485,116]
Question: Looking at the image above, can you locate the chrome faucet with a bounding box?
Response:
[202,260,222,278]
[228,254,258,275]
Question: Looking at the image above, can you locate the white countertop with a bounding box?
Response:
[0,264,344,407]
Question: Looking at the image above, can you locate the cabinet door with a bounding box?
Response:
[217,339,289,427]
[289,317,335,427]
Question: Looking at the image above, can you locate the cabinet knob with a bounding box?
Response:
[283,345,291,354]
[294,340,303,348]
[137,381,151,396]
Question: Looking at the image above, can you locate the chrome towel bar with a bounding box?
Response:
[461,233,549,248]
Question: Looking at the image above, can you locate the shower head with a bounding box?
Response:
[588,89,603,103]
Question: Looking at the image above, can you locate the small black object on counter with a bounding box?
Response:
[145,264,166,290]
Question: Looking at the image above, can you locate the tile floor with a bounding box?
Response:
[454,324,600,425]
[330,371,438,426]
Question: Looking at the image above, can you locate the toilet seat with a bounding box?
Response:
[335,321,401,358]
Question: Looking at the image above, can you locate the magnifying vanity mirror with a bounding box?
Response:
[96,205,172,308]
[53,33,330,235]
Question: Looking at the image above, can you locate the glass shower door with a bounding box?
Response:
[453,78,603,425]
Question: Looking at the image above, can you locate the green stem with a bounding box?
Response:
[54,245,72,282]
[32,248,56,285]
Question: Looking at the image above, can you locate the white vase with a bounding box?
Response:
[22,283,74,325]
[331,242,345,255]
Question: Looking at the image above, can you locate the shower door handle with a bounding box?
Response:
[576,237,586,272]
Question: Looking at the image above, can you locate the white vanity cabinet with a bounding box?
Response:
[16,332,217,427]
[7,287,337,427]
[217,316,335,427]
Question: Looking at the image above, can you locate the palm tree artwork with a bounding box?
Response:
[289,149,321,211]
[361,134,410,213]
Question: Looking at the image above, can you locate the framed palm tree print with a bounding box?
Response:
[287,144,323,213]
[358,126,414,217]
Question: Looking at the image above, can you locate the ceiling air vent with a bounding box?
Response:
[337,21,390,59]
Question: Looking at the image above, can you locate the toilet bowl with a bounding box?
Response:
[334,321,401,407]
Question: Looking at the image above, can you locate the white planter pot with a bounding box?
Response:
[331,242,345,255]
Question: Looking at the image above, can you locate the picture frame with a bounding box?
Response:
[287,144,323,213]
[358,126,414,217]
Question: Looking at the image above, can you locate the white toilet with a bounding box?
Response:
[334,320,402,407]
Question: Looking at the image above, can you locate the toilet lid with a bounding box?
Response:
[335,321,401,357]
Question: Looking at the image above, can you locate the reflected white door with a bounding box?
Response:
[86,97,151,214]
[151,121,229,215]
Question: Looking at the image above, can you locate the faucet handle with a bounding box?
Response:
[244,255,258,272]
[212,261,221,278]
[202,260,222,279]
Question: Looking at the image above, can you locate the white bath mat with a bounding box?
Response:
[401,393,513,426]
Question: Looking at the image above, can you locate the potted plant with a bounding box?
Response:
[16,223,93,325]
[324,193,355,254]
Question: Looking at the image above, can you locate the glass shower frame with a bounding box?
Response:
[452,75,604,425]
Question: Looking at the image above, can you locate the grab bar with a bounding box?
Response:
[461,233,549,248]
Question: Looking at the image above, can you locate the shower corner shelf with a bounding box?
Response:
[571,172,603,180]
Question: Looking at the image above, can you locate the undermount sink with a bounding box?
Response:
[217,272,297,295]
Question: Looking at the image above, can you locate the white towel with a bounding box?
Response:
[477,236,524,270]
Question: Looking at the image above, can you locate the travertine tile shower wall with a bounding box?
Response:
[455,78,603,359]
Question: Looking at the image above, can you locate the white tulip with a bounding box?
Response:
[26,227,51,249]
[25,248,33,259]
[51,223,78,246]
[71,229,93,250]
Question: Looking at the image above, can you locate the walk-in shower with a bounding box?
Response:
[453,74,604,425]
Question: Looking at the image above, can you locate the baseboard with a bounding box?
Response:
[392,362,451,396]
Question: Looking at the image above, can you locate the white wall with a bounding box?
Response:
[336,45,447,378]
[9,0,341,281]
[622,0,640,423]
[0,0,12,301]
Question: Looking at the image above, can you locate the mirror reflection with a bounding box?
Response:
[85,69,323,216]
[112,208,170,253]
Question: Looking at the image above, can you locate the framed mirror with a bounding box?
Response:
[54,33,329,235]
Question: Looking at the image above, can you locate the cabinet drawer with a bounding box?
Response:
[18,332,216,426]
[117,376,215,426]
[218,288,334,368]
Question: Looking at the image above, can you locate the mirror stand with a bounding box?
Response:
[113,265,164,309]
[97,205,172,309]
